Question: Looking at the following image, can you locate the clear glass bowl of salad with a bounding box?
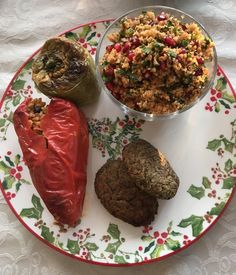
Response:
[95,6,217,121]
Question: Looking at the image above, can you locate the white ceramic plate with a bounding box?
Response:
[0,20,236,266]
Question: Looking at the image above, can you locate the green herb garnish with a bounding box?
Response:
[168,50,177,58]
[140,45,152,54]
[181,40,189,47]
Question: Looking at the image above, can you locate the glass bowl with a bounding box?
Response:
[95,6,217,121]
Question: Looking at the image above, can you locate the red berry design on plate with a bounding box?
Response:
[157,238,164,245]
[10,168,16,176]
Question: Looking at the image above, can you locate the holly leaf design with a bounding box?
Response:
[165,238,181,251]
[15,182,21,192]
[12,79,26,91]
[141,235,153,241]
[202,177,211,189]
[79,26,92,39]
[169,231,182,236]
[144,240,155,253]
[150,244,164,258]
[32,194,44,218]
[219,100,230,109]
[178,215,204,237]
[7,111,14,123]
[67,239,80,254]
[24,60,33,71]
[209,202,226,216]
[222,91,236,103]
[105,240,122,254]
[14,154,21,166]
[84,242,99,251]
[114,255,127,264]
[107,223,120,239]
[224,159,233,173]
[0,118,6,127]
[2,175,15,190]
[4,156,14,167]
[0,161,11,174]
[65,32,78,41]
[187,185,205,199]
[215,77,227,91]
[89,41,98,46]
[13,94,21,107]
[214,102,220,113]
[222,177,236,189]
[222,138,234,153]
[87,32,96,41]
[20,208,40,219]
[207,139,221,151]
[20,179,31,185]
[41,225,55,244]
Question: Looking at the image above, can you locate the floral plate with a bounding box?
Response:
[0,20,236,266]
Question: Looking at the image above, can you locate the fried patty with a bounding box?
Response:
[123,139,179,199]
[95,159,158,226]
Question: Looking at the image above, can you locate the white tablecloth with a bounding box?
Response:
[0,0,236,274]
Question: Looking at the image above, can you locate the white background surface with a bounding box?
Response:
[0,0,236,274]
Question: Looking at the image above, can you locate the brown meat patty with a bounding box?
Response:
[95,159,158,226]
[123,139,179,200]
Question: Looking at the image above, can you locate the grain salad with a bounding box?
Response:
[101,11,214,114]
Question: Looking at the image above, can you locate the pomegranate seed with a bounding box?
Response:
[157,14,167,21]
[127,51,135,61]
[164,37,176,47]
[106,82,114,92]
[114,43,122,52]
[144,71,152,79]
[176,55,182,62]
[197,57,203,64]
[180,48,186,54]
[104,66,114,77]
[123,42,130,53]
[130,37,140,47]
[106,45,113,53]
[195,68,203,76]
[159,61,167,70]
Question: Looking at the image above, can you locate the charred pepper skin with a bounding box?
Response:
[13,98,89,227]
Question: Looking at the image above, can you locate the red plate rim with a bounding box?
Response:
[0,19,236,267]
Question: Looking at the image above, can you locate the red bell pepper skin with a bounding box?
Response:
[13,98,89,227]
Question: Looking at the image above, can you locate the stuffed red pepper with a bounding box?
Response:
[13,97,89,227]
